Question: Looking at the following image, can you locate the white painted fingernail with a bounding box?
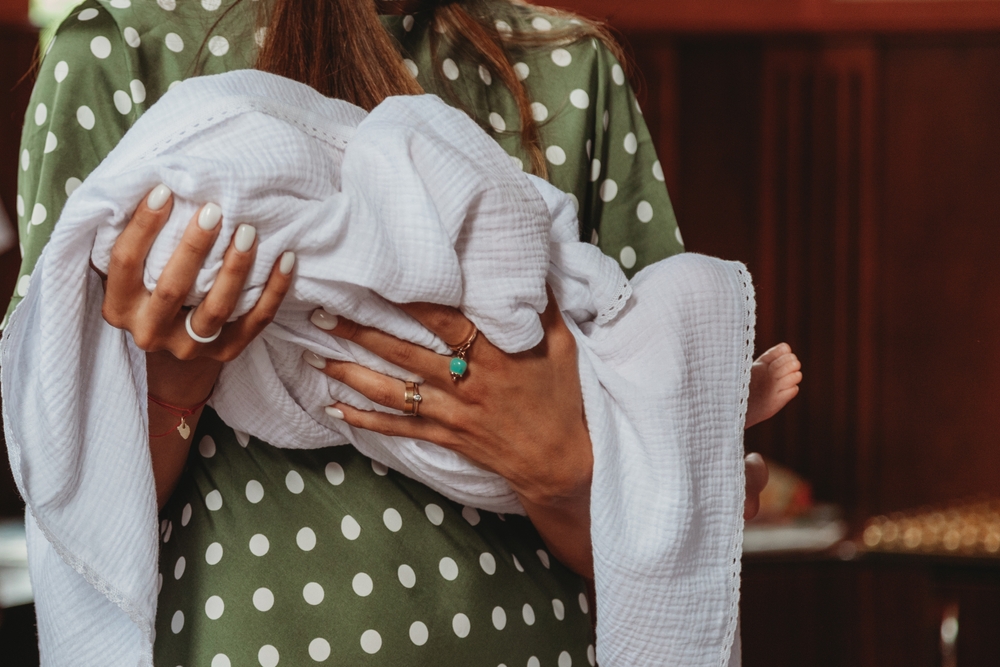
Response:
[310,309,338,331]
[303,350,326,369]
[146,184,171,211]
[198,203,222,230]
[325,406,345,420]
[279,251,296,275]
[234,224,256,252]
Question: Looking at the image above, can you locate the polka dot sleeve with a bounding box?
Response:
[5,1,143,323]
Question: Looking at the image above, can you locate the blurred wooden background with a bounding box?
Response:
[4,0,1000,664]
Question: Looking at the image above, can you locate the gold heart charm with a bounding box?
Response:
[177,419,191,440]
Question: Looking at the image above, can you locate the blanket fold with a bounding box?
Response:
[2,70,750,666]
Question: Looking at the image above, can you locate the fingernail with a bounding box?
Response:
[325,406,345,420]
[310,309,338,331]
[234,224,256,252]
[198,203,222,230]
[279,251,296,275]
[147,184,171,211]
[302,350,326,369]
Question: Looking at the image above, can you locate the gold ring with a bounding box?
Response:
[403,380,423,417]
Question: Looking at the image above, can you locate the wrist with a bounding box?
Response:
[146,350,222,406]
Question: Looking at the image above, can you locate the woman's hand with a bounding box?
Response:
[307,294,596,577]
[100,185,295,507]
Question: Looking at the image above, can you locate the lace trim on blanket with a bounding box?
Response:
[594,279,632,326]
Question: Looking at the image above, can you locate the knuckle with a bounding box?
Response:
[198,302,231,328]
[372,385,397,408]
[387,340,414,366]
[179,236,208,256]
[339,319,362,340]
[130,329,156,351]
[427,311,454,336]
[154,283,186,305]
[108,246,138,275]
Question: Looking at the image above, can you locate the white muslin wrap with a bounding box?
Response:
[2,70,752,666]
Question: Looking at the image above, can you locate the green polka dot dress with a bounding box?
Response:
[8,1,684,664]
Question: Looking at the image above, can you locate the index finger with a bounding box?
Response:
[396,302,477,349]
[106,184,174,295]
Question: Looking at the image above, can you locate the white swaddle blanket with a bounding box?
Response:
[2,70,752,666]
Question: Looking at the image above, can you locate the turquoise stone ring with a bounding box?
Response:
[447,327,478,381]
[450,357,468,377]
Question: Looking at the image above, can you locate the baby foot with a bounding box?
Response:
[745,343,802,429]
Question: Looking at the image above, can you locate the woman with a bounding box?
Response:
[10,0,784,664]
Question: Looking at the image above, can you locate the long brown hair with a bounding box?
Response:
[254,0,625,177]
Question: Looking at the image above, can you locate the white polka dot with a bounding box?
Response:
[675,227,684,246]
[586,139,592,158]
[202,0,220,9]
[253,587,274,612]
[113,90,132,115]
[16,275,30,298]
[211,655,230,667]
[371,460,388,476]
[587,644,596,666]
[157,573,163,593]
[165,32,184,52]
[285,470,304,493]
[78,7,98,20]
[53,61,68,82]
[620,246,637,269]
[297,527,317,551]
[110,0,130,8]
[439,556,459,580]
[158,0,175,9]
[308,638,330,661]
[462,506,481,526]
[20,150,28,171]
[130,79,146,103]
[591,228,600,247]
[513,62,529,80]
[590,159,602,182]
[403,14,414,31]
[552,598,565,620]
[637,201,654,223]
[479,552,496,575]
[624,132,638,154]
[398,564,416,588]
[532,16,552,31]
[569,193,580,213]
[30,203,46,226]
[530,102,548,122]
[452,613,471,638]
[162,520,173,543]
[198,435,216,458]
[600,179,618,202]
[489,112,506,132]
[205,490,223,511]
[360,629,382,654]
[513,554,524,572]
[245,480,264,503]
[425,503,444,525]
[303,582,324,605]
[528,658,540,667]
[34,103,46,125]
[173,556,185,579]
[490,605,507,630]
[551,48,572,67]
[352,572,373,596]
[404,59,418,77]
[44,132,57,154]
[409,621,429,646]
[511,155,523,170]
[208,35,229,56]
[479,65,492,85]
[570,89,590,109]
[611,62,627,85]
[325,462,344,485]
[249,533,270,556]
[181,503,192,526]
[341,515,361,540]
[652,160,664,181]
[578,592,590,614]
[522,603,536,625]
[546,145,566,165]
[170,610,184,634]
[495,20,512,36]
[90,36,111,59]
[559,653,573,667]
[205,595,224,620]
[254,27,266,47]
[442,58,460,80]
[536,549,551,569]
[383,508,402,532]
[258,645,279,667]
[77,105,96,130]
[15,195,24,217]
[205,542,223,565]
